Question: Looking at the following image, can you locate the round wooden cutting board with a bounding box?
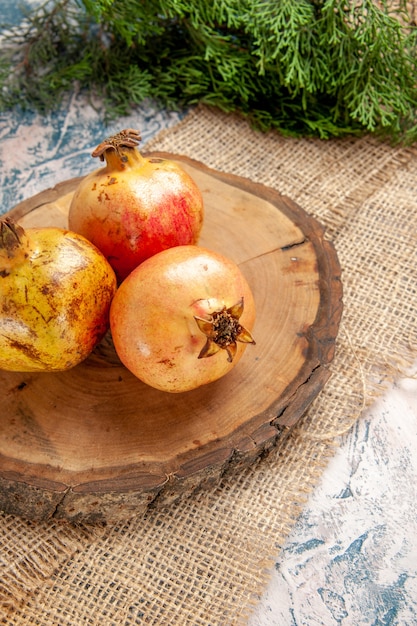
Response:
[0,154,343,523]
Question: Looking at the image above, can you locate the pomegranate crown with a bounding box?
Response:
[91,129,142,161]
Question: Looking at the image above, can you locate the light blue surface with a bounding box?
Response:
[0,1,184,215]
[249,378,417,626]
[1,0,32,25]
[0,94,183,214]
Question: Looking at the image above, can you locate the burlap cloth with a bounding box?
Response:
[1,105,416,624]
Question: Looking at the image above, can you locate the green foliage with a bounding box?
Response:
[1,0,416,142]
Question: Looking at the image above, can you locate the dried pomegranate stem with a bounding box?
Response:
[92,129,142,161]
[0,217,24,249]
[0,218,29,276]
[0,218,24,253]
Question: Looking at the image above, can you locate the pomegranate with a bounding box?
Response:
[0,218,117,372]
[68,129,204,282]
[110,245,256,393]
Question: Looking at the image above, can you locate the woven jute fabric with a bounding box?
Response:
[1,105,417,625]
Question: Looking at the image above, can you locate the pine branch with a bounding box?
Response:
[0,0,416,142]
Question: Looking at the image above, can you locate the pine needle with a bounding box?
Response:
[0,0,416,142]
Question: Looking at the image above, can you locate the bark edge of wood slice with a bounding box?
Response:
[0,153,343,523]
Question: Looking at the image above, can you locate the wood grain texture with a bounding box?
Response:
[0,154,343,522]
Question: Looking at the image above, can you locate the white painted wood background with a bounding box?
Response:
[249,376,417,625]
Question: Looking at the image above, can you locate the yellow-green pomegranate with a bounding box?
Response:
[0,218,117,372]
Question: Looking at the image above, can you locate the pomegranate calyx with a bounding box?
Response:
[91,128,142,162]
[194,297,256,363]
